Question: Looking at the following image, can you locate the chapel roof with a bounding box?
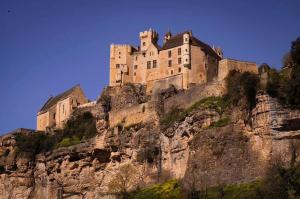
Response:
[38,85,81,114]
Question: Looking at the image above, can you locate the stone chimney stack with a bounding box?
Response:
[163,31,172,44]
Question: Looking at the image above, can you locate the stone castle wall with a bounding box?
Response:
[163,81,226,113]
[218,58,258,81]
[108,101,157,128]
[149,74,183,94]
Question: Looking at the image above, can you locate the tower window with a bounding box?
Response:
[178,58,182,64]
[171,70,173,75]
[178,67,181,72]
[134,65,138,69]
[119,52,121,55]
[185,49,188,52]
[136,56,138,61]
[147,61,151,69]
[116,64,120,69]
[134,72,136,76]
[178,48,181,55]
[168,60,172,67]
[153,60,157,68]
[168,50,172,58]
[143,42,146,46]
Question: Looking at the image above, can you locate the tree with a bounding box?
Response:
[285,37,300,108]
[291,37,300,66]
[225,70,259,110]
[108,163,138,198]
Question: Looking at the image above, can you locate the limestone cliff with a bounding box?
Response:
[0,85,299,199]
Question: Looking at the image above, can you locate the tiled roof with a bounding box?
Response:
[38,85,80,114]
[161,31,221,60]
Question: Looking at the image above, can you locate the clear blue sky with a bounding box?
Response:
[1,0,300,134]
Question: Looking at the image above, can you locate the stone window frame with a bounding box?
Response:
[168,60,172,67]
[178,57,182,64]
[168,50,172,58]
[178,48,181,55]
[147,61,151,69]
[153,60,157,68]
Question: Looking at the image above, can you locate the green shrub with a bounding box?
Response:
[160,107,186,127]
[259,163,300,199]
[187,96,229,115]
[264,37,300,109]
[63,111,97,140]
[15,132,51,156]
[14,111,97,156]
[208,117,230,128]
[55,136,81,148]
[130,179,182,199]
[160,97,229,127]
[204,181,261,199]
[226,71,259,110]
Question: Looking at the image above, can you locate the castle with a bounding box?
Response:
[36,29,258,131]
[109,29,257,93]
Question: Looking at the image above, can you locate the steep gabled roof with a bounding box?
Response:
[38,85,81,114]
[161,31,221,60]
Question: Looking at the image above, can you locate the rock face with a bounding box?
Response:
[0,87,300,199]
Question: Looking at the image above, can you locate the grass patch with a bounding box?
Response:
[204,181,261,199]
[55,136,81,148]
[160,107,186,127]
[208,117,231,128]
[160,96,229,127]
[186,96,230,115]
[130,179,182,199]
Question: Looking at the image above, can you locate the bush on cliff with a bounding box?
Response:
[59,111,97,142]
[15,111,97,156]
[160,96,229,127]
[208,117,230,129]
[226,70,259,110]
[263,37,300,109]
[259,162,300,199]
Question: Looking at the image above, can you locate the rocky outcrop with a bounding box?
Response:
[252,91,300,139]
[0,90,299,198]
[98,84,149,112]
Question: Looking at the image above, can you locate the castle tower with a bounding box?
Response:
[139,28,159,51]
[182,32,191,68]
[109,44,134,86]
